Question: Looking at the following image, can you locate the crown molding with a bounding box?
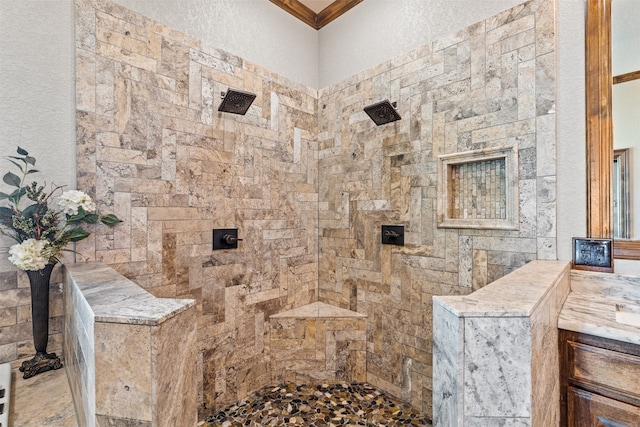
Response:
[269,0,364,30]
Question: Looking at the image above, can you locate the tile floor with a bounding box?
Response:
[10,366,77,426]
[201,382,432,426]
[10,369,432,426]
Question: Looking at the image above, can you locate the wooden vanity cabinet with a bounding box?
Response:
[560,330,640,426]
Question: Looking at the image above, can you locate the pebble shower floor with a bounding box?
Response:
[200,382,432,426]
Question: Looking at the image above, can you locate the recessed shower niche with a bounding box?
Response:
[437,145,519,230]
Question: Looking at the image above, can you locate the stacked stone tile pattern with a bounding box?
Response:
[75,0,319,417]
[270,301,367,384]
[71,0,556,420]
[318,0,555,415]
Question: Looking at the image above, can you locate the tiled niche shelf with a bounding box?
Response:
[437,145,519,230]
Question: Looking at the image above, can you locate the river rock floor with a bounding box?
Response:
[200,382,431,426]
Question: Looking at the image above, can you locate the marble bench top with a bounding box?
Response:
[64,262,195,325]
[558,270,640,346]
[435,260,570,317]
[270,301,367,319]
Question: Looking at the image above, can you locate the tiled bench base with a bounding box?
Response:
[64,263,198,427]
[270,302,367,384]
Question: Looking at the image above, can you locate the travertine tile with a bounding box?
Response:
[10,368,77,427]
[94,322,153,421]
[64,262,198,426]
[154,307,198,427]
[431,299,463,427]
[10,0,560,422]
[270,303,366,383]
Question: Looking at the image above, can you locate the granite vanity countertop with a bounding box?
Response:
[558,270,640,346]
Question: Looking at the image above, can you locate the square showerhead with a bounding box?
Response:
[218,88,256,115]
[364,100,402,126]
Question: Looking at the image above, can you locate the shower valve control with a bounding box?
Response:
[381,225,405,246]
[213,228,242,250]
[384,230,400,238]
[223,234,240,245]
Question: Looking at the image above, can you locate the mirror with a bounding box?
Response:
[612,0,640,240]
[586,0,640,259]
[613,148,630,238]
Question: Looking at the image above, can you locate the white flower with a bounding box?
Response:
[56,190,96,216]
[8,239,49,271]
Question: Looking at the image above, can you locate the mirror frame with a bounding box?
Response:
[586,0,640,259]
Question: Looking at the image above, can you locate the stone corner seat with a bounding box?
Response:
[269,301,367,384]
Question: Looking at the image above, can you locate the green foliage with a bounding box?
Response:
[3,172,21,188]
[0,146,123,265]
[61,227,91,242]
[66,206,89,225]
[100,214,122,227]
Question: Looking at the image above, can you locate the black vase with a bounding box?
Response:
[19,263,63,379]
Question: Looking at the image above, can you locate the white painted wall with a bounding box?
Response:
[115,0,319,88]
[0,0,589,262]
[556,0,588,262]
[612,0,640,76]
[0,0,76,193]
[0,0,76,260]
[318,0,524,88]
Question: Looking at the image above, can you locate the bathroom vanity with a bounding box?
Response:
[432,262,640,426]
[558,270,640,426]
[559,330,640,425]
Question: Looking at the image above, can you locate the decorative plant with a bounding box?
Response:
[0,146,121,270]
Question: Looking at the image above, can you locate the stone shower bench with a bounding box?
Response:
[63,262,198,427]
[269,301,367,383]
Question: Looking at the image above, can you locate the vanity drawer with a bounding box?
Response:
[567,340,640,399]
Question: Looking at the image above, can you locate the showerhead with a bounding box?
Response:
[364,100,401,126]
[218,88,257,115]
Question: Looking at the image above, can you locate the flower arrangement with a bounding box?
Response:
[0,147,121,271]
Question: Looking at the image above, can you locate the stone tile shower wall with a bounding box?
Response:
[71,0,556,421]
[317,0,556,416]
[75,0,318,416]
